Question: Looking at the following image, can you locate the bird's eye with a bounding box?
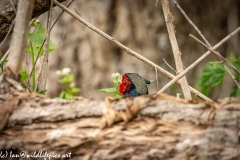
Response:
[123,79,127,84]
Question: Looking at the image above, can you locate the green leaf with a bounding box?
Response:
[230,85,240,97]
[114,93,123,99]
[38,90,47,95]
[49,41,56,52]
[201,86,211,96]
[27,28,56,56]
[21,82,30,89]
[197,61,226,96]
[20,68,29,81]
[0,59,7,65]
[98,87,123,99]
[31,19,41,27]
[35,44,45,56]
[58,74,74,84]
[28,28,46,44]
[69,87,81,94]
[150,80,155,83]
[65,93,73,100]
[26,48,33,55]
[26,44,45,56]
[98,87,119,93]
[60,91,73,100]
[59,91,67,99]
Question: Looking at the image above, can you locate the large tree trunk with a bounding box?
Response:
[0,75,239,160]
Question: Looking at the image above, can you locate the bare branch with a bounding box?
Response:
[172,0,240,94]
[190,34,240,75]
[163,58,177,74]
[155,27,240,96]
[171,0,211,47]
[53,0,211,101]
[35,0,54,91]
[161,0,192,100]
[223,65,240,90]
[154,66,159,88]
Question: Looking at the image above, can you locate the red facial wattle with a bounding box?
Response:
[119,75,131,95]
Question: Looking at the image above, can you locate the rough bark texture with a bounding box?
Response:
[0,0,66,43]
[161,0,192,100]
[0,75,240,160]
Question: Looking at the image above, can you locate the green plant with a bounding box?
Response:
[57,68,81,100]
[197,56,240,97]
[19,19,56,94]
[20,67,30,88]
[98,73,123,99]
[0,59,7,73]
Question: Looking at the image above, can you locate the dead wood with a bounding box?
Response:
[0,75,240,159]
[0,0,67,43]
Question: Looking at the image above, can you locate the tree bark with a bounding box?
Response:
[0,75,239,160]
[0,0,67,43]
[5,0,34,77]
[161,0,192,100]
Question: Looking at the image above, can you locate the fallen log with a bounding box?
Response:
[0,75,240,160]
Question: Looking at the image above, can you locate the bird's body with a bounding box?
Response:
[119,73,150,98]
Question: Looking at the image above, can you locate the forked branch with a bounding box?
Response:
[155,27,240,95]
[53,0,212,101]
[172,0,240,91]
[160,0,192,100]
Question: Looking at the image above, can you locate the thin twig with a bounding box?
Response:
[171,0,211,47]
[161,0,192,100]
[190,34,240,75]
[35,0,54,91]
[54,0,213,102]
[0,48,10,62]
[209,61,222,64]
[172,0,240,92]
[24,52,30,85]
[77,1,162,90]
[29,0,75,78]
[155,27,240,96]
[163,58,177,74]
[154,66,159,88]
[223,65,240,89]
[74,8,81,16]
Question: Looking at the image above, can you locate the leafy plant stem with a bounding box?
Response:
[32,23,40,33]
[30,41,35,91]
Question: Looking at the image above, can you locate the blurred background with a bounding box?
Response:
[0,0,239,100]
